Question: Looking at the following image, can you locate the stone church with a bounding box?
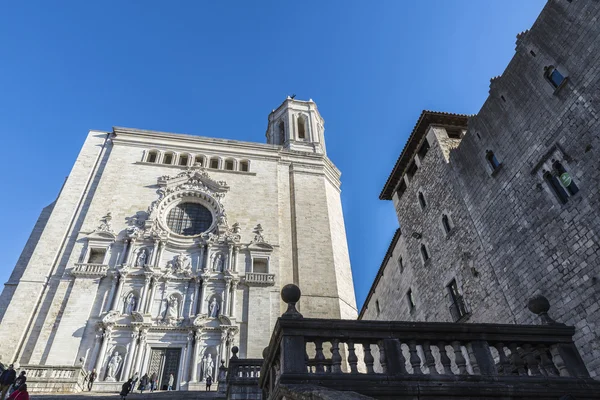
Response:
[0,98,357,391]
[361,0,600,377]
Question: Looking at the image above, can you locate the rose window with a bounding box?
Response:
[166,202,213,236]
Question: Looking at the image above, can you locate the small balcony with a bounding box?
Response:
[244,272,275,286]
[71,263,109,278]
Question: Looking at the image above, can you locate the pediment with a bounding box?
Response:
[246,241,274,252]
[157,166,229,194]
[86,230,117,241]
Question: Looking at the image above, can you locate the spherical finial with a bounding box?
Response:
[527,294,558,325]
[231,346,239,360]
[281,283,303,319]
[262,347,270,360]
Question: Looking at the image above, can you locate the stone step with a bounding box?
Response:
[33,391,224,400]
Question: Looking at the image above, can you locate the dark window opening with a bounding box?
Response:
[210,158,219,169]
[530,50,537,57]
[225,160,234,170]
[442,214,452,234]
[486,150,501,170]
[147,152,158,163]
[396,179,407,200]
[406,162,419,180]
[500,95,506,102]
[298,117,306,139]
[407,289,416,311]
[418,192,427,209]
[420,244,430,262]
[253,258,268,274]
[553,161,579,196]
[544,171,569,204]
[179,155,189,166]
[476,132,481,140]
[278,121,286,144]
[447,279,469,322]
[417,139,430,160]
[88,248,106,264]
[163,153,174,165]
[239,161,249,172]
[398,256,404,273]
[195,156,204,166]
[375,300,381,316]
[446,129,462,139]
[545,66,565,88]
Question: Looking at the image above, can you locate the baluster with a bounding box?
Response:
[438,341,453,375]
[549,345,569,377]
[348,340,359,373]
[331,339,342,373]
[363,343,375,374]
[408,340,423,374]
[314,339,325,373]
[305,348,311,373]
[422,341,438,375]
[495,343,512,375]
[522,344,541,376]
[537,345,557,376]
[508,343,527,376]
[452,341,467,375]
[378,340,387,374]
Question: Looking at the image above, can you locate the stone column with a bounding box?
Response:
[125,239,137,266]
[191,280,201,317]
[145,278,157,314]
[150,240,159,267]
[217,331,227,368]
[94,326,112,379]
[111,273,127,311]
[199,279,207,314]
[156,241,165,268]
[198,245,205,272]
[203,246,210,272]
[121,327,139,380]
[104,274,118,313]
[230,281,237,318]
[226,245,233,271]
[222,280,231,317]
[118,239,130,266]
[139,276,151,312]
[88,327,103,371]
[231,247,238,272]
[133,329,148,377]
[183,331,194,382]
[190,331,201,383]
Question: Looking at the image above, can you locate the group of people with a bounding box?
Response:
[0,365,28,400]
[119,372,166,399]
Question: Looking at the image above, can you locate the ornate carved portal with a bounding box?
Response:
[148,348,182,390]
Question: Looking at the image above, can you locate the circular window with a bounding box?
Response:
[166,203,213,236]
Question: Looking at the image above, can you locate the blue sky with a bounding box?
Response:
[0,0,545,310]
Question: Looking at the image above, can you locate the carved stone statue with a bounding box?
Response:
[105,351,122,381]
[173,253,191,272]
[203,354,214,381]
[213,253,224,272]
[124,293,137,314]
[135,248,147,267]
[208,298,220,318]
[166,295,179,319]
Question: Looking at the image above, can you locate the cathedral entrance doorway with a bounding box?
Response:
[147,348,181,390]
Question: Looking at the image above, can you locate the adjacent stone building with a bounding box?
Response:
[0,97,357,391]
[361,0,600,377]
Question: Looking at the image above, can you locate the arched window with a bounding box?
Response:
[179,154,189,166]
[194,155,205,167]
[486,150,501,170]
[239,160,249,172]
[418,192,427,209]
[224,159,235,171]
[544,66,565,88]
[442,214,452,234]
[209,157,220,169]
[278,120,285,144]
[420,244,430,262]
[552,161,579,196]
[298,116,306,139]
[147,151,158,163]
[163,152,174,165]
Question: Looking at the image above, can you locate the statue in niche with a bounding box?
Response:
[105,351,122,381]
[202,354,214,381]
[213,253,224,272]
[208,298,220,318]
[166,295,180,319]
[135,248,147,267]
[124,293,137,314]
[173,253,191,272]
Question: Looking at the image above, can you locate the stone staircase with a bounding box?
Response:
[33,391,224,400]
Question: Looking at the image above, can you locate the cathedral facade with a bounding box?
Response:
[0,98,357,391]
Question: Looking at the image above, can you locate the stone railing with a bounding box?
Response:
[72,263,109,277]
[257,285,600,400]
[21,365,87,393]
[226,353,263,400]
[244,272,275,285]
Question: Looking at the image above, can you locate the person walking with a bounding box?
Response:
[8,372,25,396]
[129,372,139,394]
[87,369,96,391]
[119,379,132,400]
[205,375,213,392]
[0,364,16,400]
[167,373,174,391]
[6,384,28,400]
[150,372,157,392]
[138,373,149,394]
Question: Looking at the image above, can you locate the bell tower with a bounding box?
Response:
[266,97,326,154]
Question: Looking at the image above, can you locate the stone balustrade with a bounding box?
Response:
[72,263,109,277]
[244,272,275,285]
[226,350,263,400]
[254,284,600,400]
[21,365,87,393]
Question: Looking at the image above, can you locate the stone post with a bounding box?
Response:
[94,326,112,379]
[121,327,139,380]
[190,331,201,383]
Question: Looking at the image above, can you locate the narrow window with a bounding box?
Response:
[553,161,579,196]
[544,171,569,204]
[163,153,174,165]
[375,300,381,316]
[225,159,234,170]
[210,158,219,169]
[252,258,268,274]
[147,151,158,163]
[447,279,469,322]
[442,214,452,234]
[407,289,416,311]
[179,155,189,166]
[194,155,204,166]
[446,129,462,139]
[298,117,306,139]
[398,256,404,273]
[418,192,427,209]
[420,244,430,262]
[417,139,430,160]
[486,150,501,170]
[239,161,249,172]
[88,248,107,264]
[545,66,565,88]
[278,121,286,144]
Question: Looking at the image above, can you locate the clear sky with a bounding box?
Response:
[0,0,546,311]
